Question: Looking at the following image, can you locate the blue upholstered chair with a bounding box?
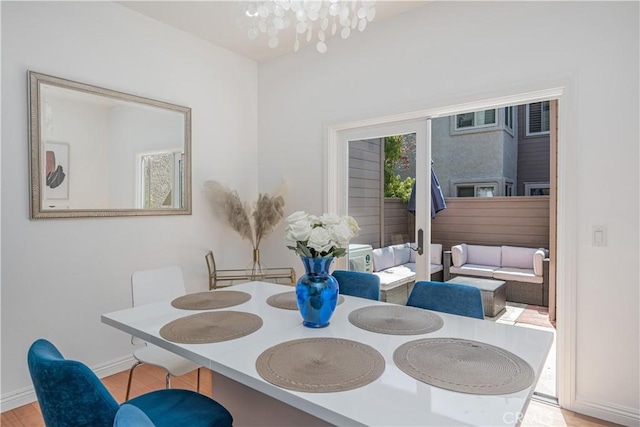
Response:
[27,339,233,427]
[407,281,484,319]
[113,404,155,427]
[332,270,380,301]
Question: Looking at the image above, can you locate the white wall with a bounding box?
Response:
[42,94,110,209]
[258,2,639,425]
[1,1,258,407]
[107,105,184,208]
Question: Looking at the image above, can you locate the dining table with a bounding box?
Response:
[101,281,554,427]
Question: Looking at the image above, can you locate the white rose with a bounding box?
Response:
[307,227,333,253]
[342,215,360,236]
[319,213,342,226]
[285,220,312,242]
[328,223,353,248]
[286,211,309,225]
[308,214,321,226]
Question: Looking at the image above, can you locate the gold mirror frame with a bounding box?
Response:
[28,71,192,219]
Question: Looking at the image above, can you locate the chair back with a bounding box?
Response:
[131,266,185,307]
[27,339,119,427]
[205,251,216,289]
[407,281,484,319]
[131,266,186,345]
[332,270,380,301]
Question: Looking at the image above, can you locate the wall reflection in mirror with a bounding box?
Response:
[29,71,191,218]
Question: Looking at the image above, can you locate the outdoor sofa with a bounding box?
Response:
[371,243,443,304]
[444,243,549,306]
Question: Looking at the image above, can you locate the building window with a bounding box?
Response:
[139,151,183,209]
[504,106,514,132]
[455,109,497,130]
[457,186,475,197]
[455,183,498,197]
[505,182,513,196]
[526,101,550,135]
[524,182,550,196]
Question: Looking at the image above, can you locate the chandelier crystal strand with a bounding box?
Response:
[243,0,376,54]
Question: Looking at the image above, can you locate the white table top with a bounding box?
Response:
[102,281,553,427]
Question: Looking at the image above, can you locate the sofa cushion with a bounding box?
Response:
[373,270,412,288]
[501,246,537,270]
[384,264,415,276]
[385,262,442,275]
[450,264,498,278]
[493,267,543,284]
[408,243,443,265]
[430,244,443,265]
[451,244,467,267]
[430,264,443,274]
[392,244,411,266]
[372,247,395,272]
[467,245,502,267]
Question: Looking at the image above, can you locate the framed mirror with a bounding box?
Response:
[28,71,191,219]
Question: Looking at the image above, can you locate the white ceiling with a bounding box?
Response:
[117,1,429,62]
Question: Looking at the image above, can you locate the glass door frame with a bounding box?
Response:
[325,119,431,282]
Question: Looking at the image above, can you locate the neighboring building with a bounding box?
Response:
[516,102,551,196]
[395,102,551,197]
[432,106,518,197]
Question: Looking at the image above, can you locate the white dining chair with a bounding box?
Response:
[125,266,201,400]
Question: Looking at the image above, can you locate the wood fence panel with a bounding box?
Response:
[349,139,382,247]
[383,198,411,246]
[430,197,550,251]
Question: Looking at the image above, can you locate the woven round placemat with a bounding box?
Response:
[266,292,345,310]
[159,311,262,344]
[348,305,444,335]
[171,291,251,310]
[256,338,385,393]
[393,337,535,395]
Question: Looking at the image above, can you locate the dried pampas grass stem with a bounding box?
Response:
[204,180,286,250]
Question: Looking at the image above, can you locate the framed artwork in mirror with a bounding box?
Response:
[44,141,69,202]
[28,71,192,219]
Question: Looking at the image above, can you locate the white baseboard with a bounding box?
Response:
[0,355,135,413]
[573,396,640,426]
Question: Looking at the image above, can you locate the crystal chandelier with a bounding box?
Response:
[242,0,377,54]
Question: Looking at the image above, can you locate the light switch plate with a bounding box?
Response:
[593,226,606,247]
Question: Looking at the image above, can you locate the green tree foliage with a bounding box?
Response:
[384,135,415,203]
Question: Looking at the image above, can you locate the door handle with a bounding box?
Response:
[417,229,424,256]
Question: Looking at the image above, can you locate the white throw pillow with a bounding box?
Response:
[533,249,546,276]
[410,243,417,263]
[451,244,467,267]
[372,247,395,272]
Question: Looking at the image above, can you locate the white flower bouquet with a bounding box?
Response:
[285,211,360,258]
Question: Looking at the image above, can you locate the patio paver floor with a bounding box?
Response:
[488,302,557,399]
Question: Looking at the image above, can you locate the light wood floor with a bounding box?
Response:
[1,364,619,427]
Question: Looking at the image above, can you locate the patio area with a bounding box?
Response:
[488,303,557,399]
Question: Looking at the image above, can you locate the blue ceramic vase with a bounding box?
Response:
[295,257,339,328]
